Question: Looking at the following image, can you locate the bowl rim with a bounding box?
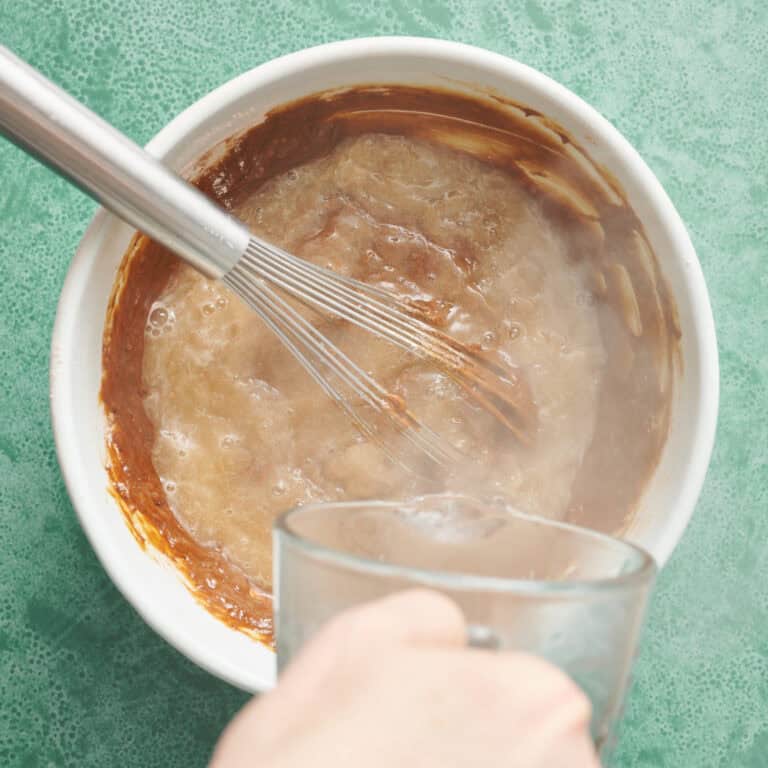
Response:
[49,35,719,690]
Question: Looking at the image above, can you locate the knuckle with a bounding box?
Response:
[389,589,465,630]
[322,589,466,650]
[559,682,593,728]
[322,603,383,647]
[543,670,593,731]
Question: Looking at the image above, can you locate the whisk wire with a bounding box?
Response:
[224,266,460,468]
[240,237,533,445]
[244,238,465,367]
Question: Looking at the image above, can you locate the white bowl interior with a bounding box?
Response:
[51,38,718,692]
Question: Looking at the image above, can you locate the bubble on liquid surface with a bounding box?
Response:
[149,306,168,326]
[147,303,175,337]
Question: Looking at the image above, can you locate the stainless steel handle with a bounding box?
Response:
[0,45,249,278]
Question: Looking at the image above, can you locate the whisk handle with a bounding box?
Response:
[0,46,248,278]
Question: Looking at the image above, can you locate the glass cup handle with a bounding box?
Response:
[467,624,501,650]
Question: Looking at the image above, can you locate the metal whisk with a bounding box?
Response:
[0,46,534,469]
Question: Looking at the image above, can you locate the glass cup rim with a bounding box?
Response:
[274,494,657,597]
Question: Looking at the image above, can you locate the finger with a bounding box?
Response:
[279,588,466,688]
[321,588,467,651]
[269,590,466,730]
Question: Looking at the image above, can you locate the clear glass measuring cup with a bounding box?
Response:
[274,494,656,758]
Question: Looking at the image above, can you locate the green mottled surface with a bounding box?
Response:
[0,1,766,765]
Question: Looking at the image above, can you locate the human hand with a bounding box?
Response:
[211,590,600,768]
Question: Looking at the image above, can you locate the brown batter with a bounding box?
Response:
[101,86,679,647]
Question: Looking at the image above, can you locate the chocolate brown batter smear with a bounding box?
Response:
[101,86,679,645]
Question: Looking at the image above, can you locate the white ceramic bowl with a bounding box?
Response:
[50,37,719,692]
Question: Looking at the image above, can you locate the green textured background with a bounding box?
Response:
[1,1,766,766]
